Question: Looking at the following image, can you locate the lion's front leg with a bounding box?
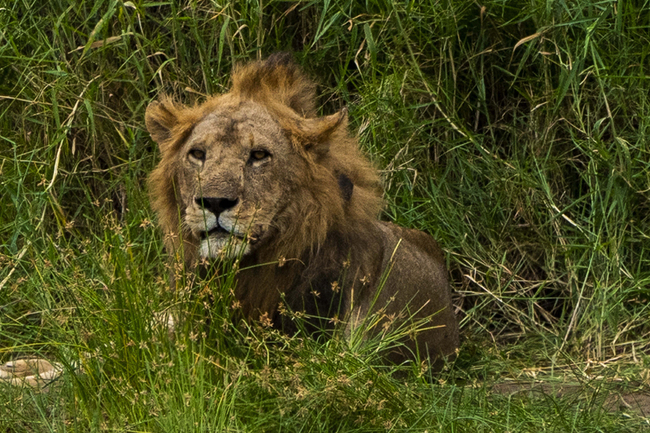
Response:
[0,358,63,389]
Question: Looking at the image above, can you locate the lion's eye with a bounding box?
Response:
[188,149,206,161]
[250,150,270,161]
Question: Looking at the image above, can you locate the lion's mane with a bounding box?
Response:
[147,53,384,316]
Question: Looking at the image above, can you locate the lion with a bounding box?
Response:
[145,53,459,366]
[1,55,458,387]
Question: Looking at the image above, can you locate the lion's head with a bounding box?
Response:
[146,53,383,265]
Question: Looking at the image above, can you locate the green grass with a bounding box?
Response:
[1,0,649,431]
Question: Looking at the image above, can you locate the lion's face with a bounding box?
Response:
[179,101,299,259]
[147,54,382,266]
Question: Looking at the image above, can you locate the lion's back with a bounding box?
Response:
[362,221,459,365]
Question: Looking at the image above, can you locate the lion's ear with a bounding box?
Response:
[232,52,317,117]
[300,108,348,157]
[145,99,179,146]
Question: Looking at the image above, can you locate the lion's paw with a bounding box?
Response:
[0,358,63,389]
[153,309,178,339]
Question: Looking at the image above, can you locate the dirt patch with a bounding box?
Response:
[602,391,650,416]
[491,381,650,417]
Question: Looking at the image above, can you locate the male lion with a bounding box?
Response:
[0,56,457,389]
[145,53,459,366]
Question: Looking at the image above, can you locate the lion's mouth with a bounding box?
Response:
[199,225,229,240]
[198,225,261,247]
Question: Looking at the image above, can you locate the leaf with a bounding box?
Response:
[513,32,543,52]
[69,33,133,54]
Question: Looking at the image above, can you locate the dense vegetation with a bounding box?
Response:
[1,0,649,431]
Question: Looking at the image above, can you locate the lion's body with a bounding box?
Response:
[145,53,459,365]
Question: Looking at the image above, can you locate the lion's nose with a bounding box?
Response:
[195,197,238,216]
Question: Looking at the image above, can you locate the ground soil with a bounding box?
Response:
[491,381,650,417]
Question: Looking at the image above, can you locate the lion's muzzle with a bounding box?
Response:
[189,195,258,259]
[195,196,238,219]
[193,196,238,237]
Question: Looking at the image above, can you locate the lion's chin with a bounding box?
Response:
[199,235,251,259]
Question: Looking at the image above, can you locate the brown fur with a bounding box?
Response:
[146,53,459,365]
